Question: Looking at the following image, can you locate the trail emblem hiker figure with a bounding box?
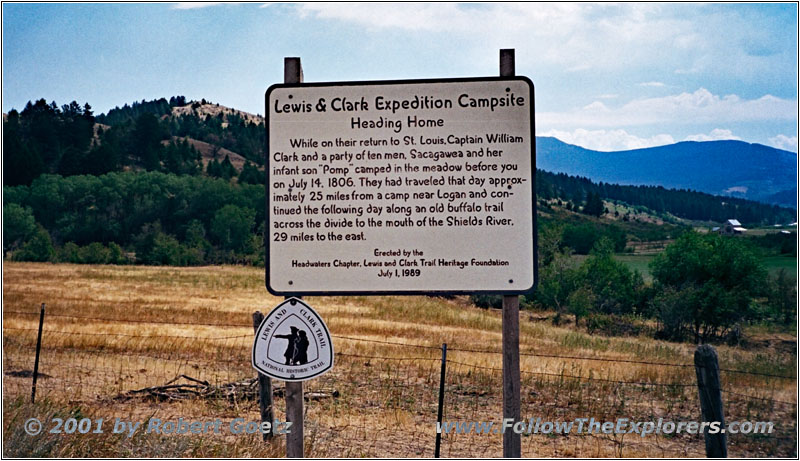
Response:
[274,326,310,365]
[252,297,333,381]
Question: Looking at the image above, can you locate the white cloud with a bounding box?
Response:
[768,134,798,152]
[539,128,675,152]
[172,2,225,10]
[539,88,796,129]
[292,3,694,72]
[290,3,796,93]
[289,4,796,150]
[294,3,478,31]
[566,63,592,72]
[674,65,701,75]
[581,101,611,112]
[684,128,741,142]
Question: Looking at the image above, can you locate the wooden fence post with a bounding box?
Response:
[253,311,274,440]
[500,48,522,459]
[31,303,45,403]
[694,344,727,458]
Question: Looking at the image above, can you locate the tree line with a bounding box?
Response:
[4,96,794,227]
[97,96,265,166]
[4,97,265,188]
[4,172,265,266]
[537,170,795,226]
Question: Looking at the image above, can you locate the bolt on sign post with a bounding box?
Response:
[266,51,535,457]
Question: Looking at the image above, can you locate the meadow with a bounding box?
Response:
[762,255,798,280]
[3,262,796,457]
[575,253,798,283]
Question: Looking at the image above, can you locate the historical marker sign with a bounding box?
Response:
[266,77,536,295]
[252,297,334,381]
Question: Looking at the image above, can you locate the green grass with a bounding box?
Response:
[762,255,797,280]
[570,253,796,283]
[744,228,797,237]
[613,254,655,282]
[569,254,656,282]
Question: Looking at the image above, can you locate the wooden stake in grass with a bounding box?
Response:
[253,311,274,440]
[694,344,727,458]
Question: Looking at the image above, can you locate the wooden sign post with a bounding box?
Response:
[267,50,535,458]
[500,48,522,458]
[252,296,334,457]
[284,58,304,459]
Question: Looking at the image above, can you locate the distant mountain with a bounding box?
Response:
[536,137,797,208]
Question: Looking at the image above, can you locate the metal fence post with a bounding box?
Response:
[435,343,447,458]
[31,303,45,403]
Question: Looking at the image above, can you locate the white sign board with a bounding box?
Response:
[252,298,334,381]
[266,77,536,295]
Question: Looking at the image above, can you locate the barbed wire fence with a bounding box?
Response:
[3,308,797,457]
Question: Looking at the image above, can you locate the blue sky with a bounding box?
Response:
[2,2,797,152]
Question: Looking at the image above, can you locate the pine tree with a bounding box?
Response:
[583,191,604,217]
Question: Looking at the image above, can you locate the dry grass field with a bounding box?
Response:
[3,262,796,457]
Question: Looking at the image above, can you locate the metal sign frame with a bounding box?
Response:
[265,76,537,297]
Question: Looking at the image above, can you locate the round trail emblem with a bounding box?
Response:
[252,297,334,381]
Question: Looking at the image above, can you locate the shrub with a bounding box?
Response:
[574,238,643,316]
[3,203,36,252]
[148,233,183,265]
[470,295,503,309]
[58,242,81,263]
[650,231,768,342]
[108,242,127,264]
[567,287,594,327]
[651,286,692,341]
[768,269,797,325]
[78,242,111,264]
[561,223,626,255]
[211,205,255,253]
[586,313,650,337]
[13,226,55,262]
